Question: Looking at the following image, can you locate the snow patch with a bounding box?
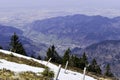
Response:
[0,59,44,73]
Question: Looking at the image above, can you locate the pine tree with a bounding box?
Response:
[46,45,62,63]
[10,33,26,55]
[46,47,52,60]
[62,48,70,64]
[74,56,81,67]
[88,58,101,74]
[79,52,88,69]
[104,64,114,77]
[69,55,75,67]
[69,53,88,69]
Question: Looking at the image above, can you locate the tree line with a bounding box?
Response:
[45,45,114,77]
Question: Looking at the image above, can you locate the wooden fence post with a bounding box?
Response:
[64,61,68,73]
[46,58,52,66]
[83,67,86,80]
[55,64,61,80]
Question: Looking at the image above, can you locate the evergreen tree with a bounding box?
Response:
[62,48,70,64]
[104,64,114,77]
[46,45,62,63]
[74,56,81,67]
[69,53,88,69]
[10,33,26,55]
[79,52,88,69]
[46,47,52,60]
[69,55,75,67]
[88,58,101,74]
[82,52,88,65]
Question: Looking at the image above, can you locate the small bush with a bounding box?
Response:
[41,68,54,78]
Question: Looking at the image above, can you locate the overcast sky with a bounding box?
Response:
[0,0,119,10]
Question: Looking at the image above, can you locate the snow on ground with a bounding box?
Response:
[0,59,44,73]
[0,49,96,80]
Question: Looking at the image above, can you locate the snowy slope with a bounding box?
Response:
[0,49,96,80]
[0,59,44,73]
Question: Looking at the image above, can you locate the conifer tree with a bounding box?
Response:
[104,64,114,77]
[88,58,101,74]
[79,52,88,69]
[46,47,52,60]
[62,48,70,64]
[46,45,62,63]
[69,55,75,67]
[74,56,81,67]
[10,33,26,55]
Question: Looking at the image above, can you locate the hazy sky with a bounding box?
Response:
[0,0,119,10]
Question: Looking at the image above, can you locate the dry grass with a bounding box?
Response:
[0,68,15,80]
[0,69,53,80]
[0,52,46,68]
[19,71,43,80]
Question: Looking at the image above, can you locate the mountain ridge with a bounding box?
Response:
[25,14,120,49]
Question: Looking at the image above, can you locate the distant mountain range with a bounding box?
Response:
[25,14,120,48]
